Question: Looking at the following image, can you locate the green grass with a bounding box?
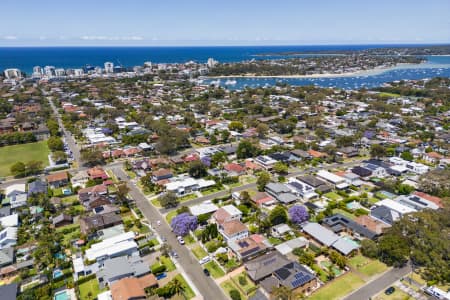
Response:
[160,256,176,272]
[268,237,283,245]
[151,198,162,208]
[0,141,50,177]
[178,193,197,202]
[373,289,411,300]
[183,234,195,245]
[332,208,356,220]
[78,278,103,300]
[174,274,195,299]
[204,261,225,279]
[191,245,208,259]
[379,92,401,98]
[165,210,178,223]
[309,272,365,300]
[324,192,342,201]
[220,279,247,300]
[232,273,256,294]
[348,255,387,278]
[201,186,225,196]
[61,195,79,205]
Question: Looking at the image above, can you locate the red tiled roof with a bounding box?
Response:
[224,163,245,174]
[46,172,68,183]
[413,191,443,208]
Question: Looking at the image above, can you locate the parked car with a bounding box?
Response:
[199,256,211,264]
[177,236,185,245]
[203,268,210,276]
[385,287,395,295]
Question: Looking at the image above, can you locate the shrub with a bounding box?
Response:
[238,275,247,286]
[229,289,241,300]
[151,264,167,274]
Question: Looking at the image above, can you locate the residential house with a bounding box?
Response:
[97,255,150,287]
[423,151,444,164]
[110,276,155,300]
[337,146,359,158]
[80,212,122,235]
[307,149,327,159]
[0,247,14,268]
[218,220,249,242]
[0,283,17,300]
[354,215,389,235]
[212,205,242,224]
[296,176,332,193]
[290,149,312,161]
[254,155,278,170]
[274,237,309,256]
[87,166,109,181]
[151,168,173,182]
[164,175,215,196]
[316,170,349,189]
[286,178,318,201]
[250,192,276,207]
[52,213,73,228]
[85,232,137,262]
[322,214,378,240]
[71,170,90,188]
[371,199,416,226]
[27,179,47,195]
[245,251,291,283]
[223,163,246,176]
[2,191,27,210]
[46,172,69,188]
[0,227,18,250]
[265,183,298,204]
[271,224,292,238]
[228,234,270,261]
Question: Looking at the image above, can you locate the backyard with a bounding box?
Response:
[0,141,50,177]
[78,277,104,300]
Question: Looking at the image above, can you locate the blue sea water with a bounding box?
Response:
[0,45,449,89]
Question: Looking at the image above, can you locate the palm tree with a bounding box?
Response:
[169,278,184,296]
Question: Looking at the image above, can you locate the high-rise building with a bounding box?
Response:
[44,66,56,77]
[33,66,42,75]
[104,62,114,73]
[3,68,22,79]
[55,68,66,77]
[207,58,218,68]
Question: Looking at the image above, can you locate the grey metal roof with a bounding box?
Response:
[332,238,359,256]
[302,222,339,246]
[0,283,17,300]
[245,251,290,282]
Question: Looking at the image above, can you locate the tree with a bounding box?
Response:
[211,151,226,167]
[288,205,309,225]
[273,162,288,174]
[237,140,260,159]
[188,160,207,178]
[400,151,414,161]
[228,121,244,133]
[170,213,197,236]
[229,289,241,300]
[269,205,288,226]
[47,136,64,151]
[361,239,378,259]
[52,151,67,163]
[256,123,269,138]
[10,161,26,177]
[80,149,104,166]
[159,191,179,208]
[26,160,43,175]
[329,250,347,269]
[293,248,315,267]
[116,183,130,203]
[271,285,293,300]
[370,144,387,159]
[256,171,271,191]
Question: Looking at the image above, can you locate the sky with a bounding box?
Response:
[0,0,449,46]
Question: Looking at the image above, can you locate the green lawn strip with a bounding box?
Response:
[231,272,256,294]
[0,141,50,177]
[309,272,365,300]
[191,245,208,259]
[160,256,176,272]
[174,274,195,299]
[220,279,247,300]
[348,255,387,277]
[324,192,342,201]
[151,198,162,208]
[183,233,195,245]
[165,210,178,223]
[178,194,197,202]
[204,261,225,279]
[332,208,356,220]
[78,278,103,300]
[202,187,225,196]
[61,195,79,205]
[268,237,283,245]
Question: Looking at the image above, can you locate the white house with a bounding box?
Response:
[0,227,18,249]
[254,155,278,170]
[316,170,349,189]
[85,232,137,262]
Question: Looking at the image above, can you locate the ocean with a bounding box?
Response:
[0,45,449,89]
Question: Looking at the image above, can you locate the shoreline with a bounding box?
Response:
[205,63,416,79]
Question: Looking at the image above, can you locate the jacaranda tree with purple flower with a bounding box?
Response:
[288,205,309,225]
[171,213,198,236]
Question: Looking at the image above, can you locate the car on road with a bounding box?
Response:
[170,251,178,258]
[203,268,210,276]
[177,236,185,245]
[385,287,395,295]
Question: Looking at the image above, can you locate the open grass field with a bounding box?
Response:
[348,255,388,278]
[0,141,50,177]
[309,272,365,300]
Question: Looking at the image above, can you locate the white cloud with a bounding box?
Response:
[80,35,144,41]
[3,35,18,40]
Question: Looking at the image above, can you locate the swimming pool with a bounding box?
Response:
[53,269,63,279]
[54,290,69,300]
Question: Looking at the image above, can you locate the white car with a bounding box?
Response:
[199,256,211,264]
[177,236,185,245]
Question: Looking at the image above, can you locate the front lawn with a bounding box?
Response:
[232,272,256,295]
[348,255,387,278]
[324,192,342,201]
[201,186,225,196]
[160,256,176,272]
[191,245,208,259]
[220,279,247,300]
[165,210,178,223]
[309,272,365,300]
[0,141,50,177]
[204,261,225,279]
[174,274,195,299]
[332,208,356,220]
[373,289,411,300]
[179,193,197,202]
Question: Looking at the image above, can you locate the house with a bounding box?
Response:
[413,191,443,208]
[151,168,173,182]
[307,149,327,159]
[97,255,150,287]
[316,170,348,189]
[0,247,14,268]
[354,215,389,235]
[423,151,444,164]
[190,202,219,216]
[85,232,137,262]
[164,176,215,196]
[265,183,298,204]
[80,212,122,234]
[0,227,18,250]
[218,220,249,242]
[290,149,312,161]
[52,213,73,228]
[84,194,111,210]
[0,214,18,228]
[351,166,373,178]
[245,251,291,282]
[2,191,27,209]
[223,163,246,176]
[395,194,440,211]
[27,179,47,195]
[212,205,242,224]
[0,283,17,300]
[296,175,332,193]
[110,277,147,300]
[87,166,109,181]
[78,184,108,202]
[250,192,276,207]
[46,172,69,188]
[322,214,378,240]
[260,261,317,297]
[71,170,90,188]
[274,237,309,256]
[363,163,388,178]
[245,159,263,172]
[286,178,318,201]
[227,234,270,261]
[254,155,278,170]
[302,222,359,255]
[337,146,359,158]
[271,224,292,238]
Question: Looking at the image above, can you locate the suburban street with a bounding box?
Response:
[111,166,228,300]
[343,264,411,300]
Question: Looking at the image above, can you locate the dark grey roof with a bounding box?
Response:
[0,247,14,267]
[0,207,11,218]
[0,283,17,300]
[245,251,290,282]
[249,289,269,300]
[322,214,378,239]
[28,180,47,195]
[302,222,338,246]
[370,206,396,225]
[265,183,290,194]
[290,149,311,158]
[99,255,149,284]
[274,262,316,290]
[297,175,326,188]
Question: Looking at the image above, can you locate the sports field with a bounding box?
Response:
[0,141,50,177]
